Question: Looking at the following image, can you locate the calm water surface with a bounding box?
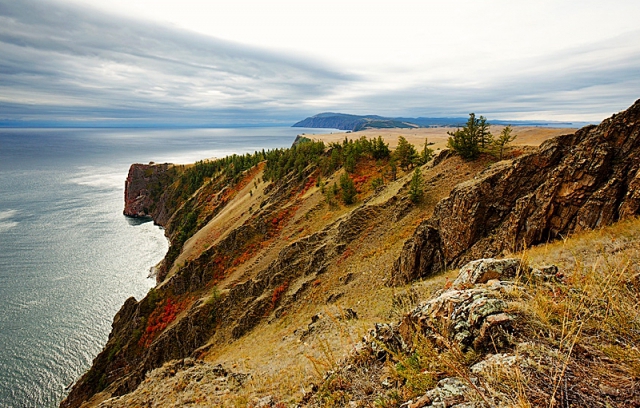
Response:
[0,127,335,407]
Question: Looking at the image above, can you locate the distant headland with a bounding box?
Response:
[292,112,588,131]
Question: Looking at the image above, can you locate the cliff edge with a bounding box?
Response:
[62,100,640,408]
[123,162,175,226]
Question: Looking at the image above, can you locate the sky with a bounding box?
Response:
[1,0,639,126]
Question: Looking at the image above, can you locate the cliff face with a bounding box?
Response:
[393,99,640,284]
[123,163,175,226]
[62,100,640,408]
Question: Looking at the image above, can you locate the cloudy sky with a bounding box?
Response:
[1,0,639,126]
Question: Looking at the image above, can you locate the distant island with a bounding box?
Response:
[293,112,586,131]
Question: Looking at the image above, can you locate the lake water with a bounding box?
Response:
[0,127,335,407]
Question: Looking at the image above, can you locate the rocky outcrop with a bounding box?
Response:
[393,99,640,284]
[390,259,525,354]
[123,163,174,225]
[307,258,532,408]
[96,359,249,408]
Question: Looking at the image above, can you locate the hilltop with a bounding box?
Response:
[292,113,583,132]
[62,100,640,407]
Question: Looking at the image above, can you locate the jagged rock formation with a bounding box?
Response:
[306,258,534,407]
[393,99,640,284]
[123,163,174,225]
[96,359,249,407]
[62,100,640,408]
[309,250,640,407]
[380,258,524,356]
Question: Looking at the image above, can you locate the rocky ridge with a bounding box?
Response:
[393,99,640,284]
[308,250,640,407]
[62,100,640,407]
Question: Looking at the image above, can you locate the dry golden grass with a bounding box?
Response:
[394,217,640,407]
[306,126,575,152]
[101,132,640,407]
[301,217,640,407]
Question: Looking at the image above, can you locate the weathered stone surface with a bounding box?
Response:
[393,100,640,283]
[123,163,173,224]
[401,377,486,408]
[96,359,248,408]
[469,353,518,375]
[398,284,513,351]
[392,223,445,285]
[452,258,520,288]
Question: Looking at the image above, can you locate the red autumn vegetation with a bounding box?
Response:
[139,297,191,348]
[271,281,289,309]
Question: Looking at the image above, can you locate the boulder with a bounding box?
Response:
[452,258,521,288]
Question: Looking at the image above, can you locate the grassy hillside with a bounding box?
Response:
[63,100,640,407]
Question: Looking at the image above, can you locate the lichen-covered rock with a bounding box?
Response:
[393,99,640,284]
[95,359,248,408]
[401,377,487,408]
[469,353,518,375]
[452,258,521,288]
[398,284,514,351]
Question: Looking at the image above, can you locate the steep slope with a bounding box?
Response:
[62,100,640,407]
[393,99,640,284]
[307,217,640,407]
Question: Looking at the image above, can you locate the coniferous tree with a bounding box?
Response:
[394,136,419,170]
[344,153,356,173]
[372,136,391,159]
[478,115,493,148]
[388,159,397,181]
[419,138,434,165]
[408,167,423,203]
[493,125,517,160]
[339,173,357,204]
[447,113,484,160]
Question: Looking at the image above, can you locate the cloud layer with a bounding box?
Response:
[0,0,354,125]
[1,0,639,126]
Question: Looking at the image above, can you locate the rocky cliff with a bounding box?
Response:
[62,100,640,407]
[123,162,176,226]
[393,99,640,284]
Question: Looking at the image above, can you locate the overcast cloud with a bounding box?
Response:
[1,0,639,126]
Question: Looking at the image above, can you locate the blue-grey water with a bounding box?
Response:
[0,127,335,408]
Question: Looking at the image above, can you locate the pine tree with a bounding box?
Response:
[388,159,397,181]
[493,125,517,160]
[447,113,487,160]
[344,153,356,173]
[394,136,419,170]
[478,115,493,148]
[372,136,390,159]
[408,167,423,203]
[340,173,357,204]
[419,138,434,164]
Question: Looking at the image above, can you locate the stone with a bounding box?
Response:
[470,353,518,374]
[452,258,521,288]
[398,283,513,351]
[123,163,173,223]
[253,395,274,408]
